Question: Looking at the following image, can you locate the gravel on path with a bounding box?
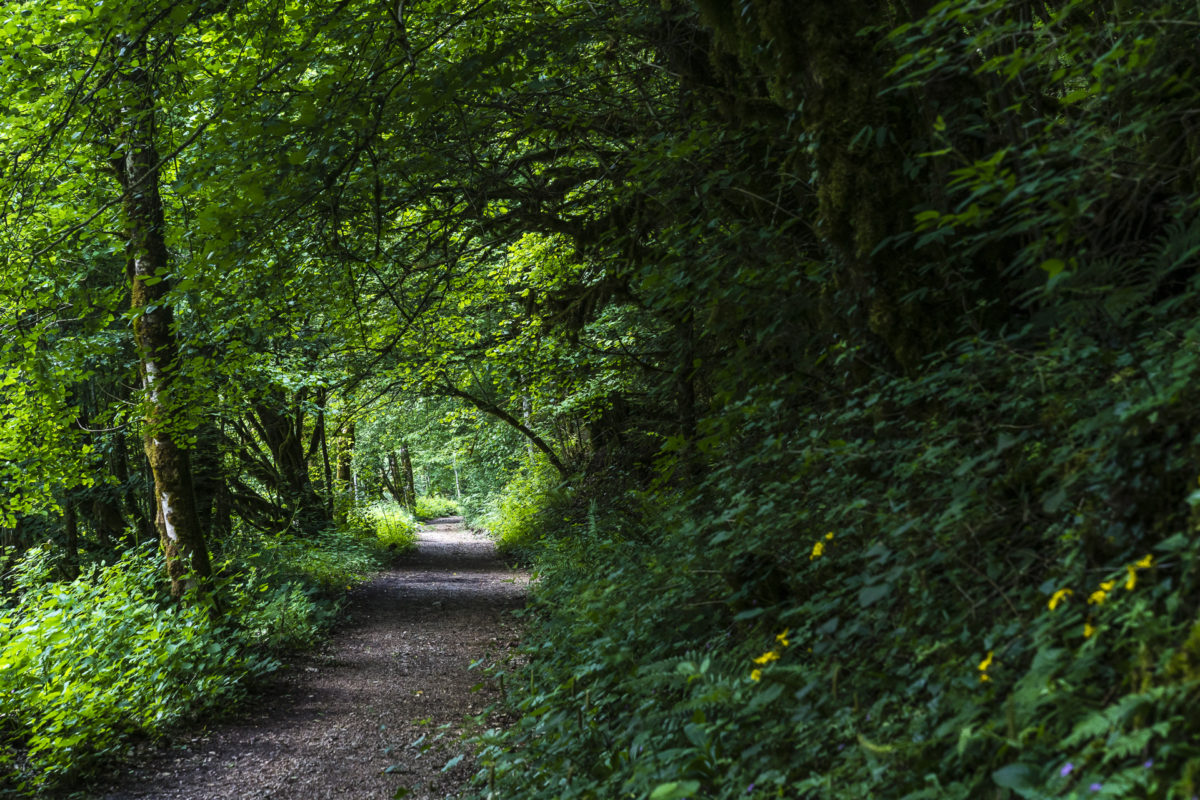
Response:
[89,518,527,800]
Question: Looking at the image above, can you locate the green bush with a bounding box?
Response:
[471,313,1200,800]
[0,524,399,795]
[353,502,420,550]
[413,494,462,520]
[238,582,330,651]
[225,529,383,595]
[476,463,564,559]
[0,549,262,794]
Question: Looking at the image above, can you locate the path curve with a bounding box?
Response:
[93,518,527,800]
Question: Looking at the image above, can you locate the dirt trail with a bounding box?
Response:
[92,518,527,800]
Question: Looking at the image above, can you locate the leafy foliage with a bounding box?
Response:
[4,0,1200,797]
[414,495,462,521]
[455,1,1200,799]
[351,502,421,551]
[0,521,406,793]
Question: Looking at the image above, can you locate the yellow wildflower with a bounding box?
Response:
[1084,622,1096,638]
[775,629,790,647]
[825,532,834,540]
[1048,588,1073,610]
[1135,554,1154,569]
[1125,565,1137,591]
[1088,580,1116,605]
[810,541,825,560]
[753,650,780,665]
[978,650,994,681]
[750,669,762,682]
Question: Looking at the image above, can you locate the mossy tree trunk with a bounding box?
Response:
[691,0,960,370]
[118,38,215,599]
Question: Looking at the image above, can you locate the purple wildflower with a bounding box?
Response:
[1060,763,1074,777]
[1090,783,1102,792]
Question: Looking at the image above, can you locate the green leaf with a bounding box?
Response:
[858,583,892,607]
[1040,258,1066,279]
[992,763,1039,793]
[650,781,701,800]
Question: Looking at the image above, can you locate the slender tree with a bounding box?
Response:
[116,34,214,598]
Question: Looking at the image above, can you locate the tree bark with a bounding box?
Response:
[61,500,81,580]
[335,421,355,522]
[119,38,214,599]
[399,441,415,511]
[252,393,327,535]
[317,390,334,518]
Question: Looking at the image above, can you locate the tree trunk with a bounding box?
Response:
[112,423,154,546]
[191,415,224,542]
[335,421,355,522]
[378,466,393,502]
[118,38,214,599]
[317,391,334,518]
[252,394,327,535]
[88,494,127,549]
[399,442,416,511]
[61,500,80,580]
[384,453,404,505]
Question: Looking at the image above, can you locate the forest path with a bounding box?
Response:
[91,518,527,800]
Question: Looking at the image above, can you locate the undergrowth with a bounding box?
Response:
[468,310,1200,800]
[0,505,417,796]
[414,494,463,520]
[352,501,421,550]
[474,463,568,563]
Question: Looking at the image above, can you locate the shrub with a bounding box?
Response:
[413,494,462,520]
[476,463,565,559]
[0,549,261,794]
[470,313,1200,800]
[356,502,420,550]
[0,523,401,795]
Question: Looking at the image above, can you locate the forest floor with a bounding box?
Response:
[87,517,528,800]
